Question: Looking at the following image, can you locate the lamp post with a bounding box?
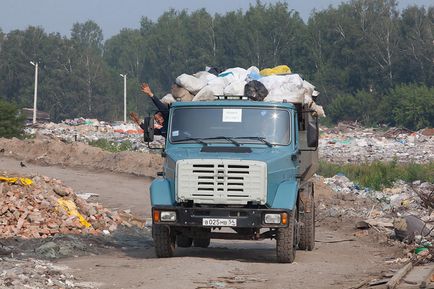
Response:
[30,61,38,124]
[120,74,127,123]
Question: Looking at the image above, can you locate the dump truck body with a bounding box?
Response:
[149,100,318,262]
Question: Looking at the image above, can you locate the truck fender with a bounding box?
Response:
[150,179,175,206]
[271,181,298,210]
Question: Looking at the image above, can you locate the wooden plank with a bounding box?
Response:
[386,263,413,289]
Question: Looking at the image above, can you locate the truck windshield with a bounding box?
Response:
[170,107,291,145]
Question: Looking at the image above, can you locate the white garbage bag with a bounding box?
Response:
[193,71,217,83]
[175,73,207,94]
[261,74,305,103]
[219,67,248,83]
[161,93,176,104]
[192,85,223,101]
[224,80,246,96]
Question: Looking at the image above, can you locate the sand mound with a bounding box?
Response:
[0,137,164,177]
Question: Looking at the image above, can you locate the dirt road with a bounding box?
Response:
[0,155,401,289]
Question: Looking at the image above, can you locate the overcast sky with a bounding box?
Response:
[0,0,431,39]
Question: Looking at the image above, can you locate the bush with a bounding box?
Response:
[0,99,24,138]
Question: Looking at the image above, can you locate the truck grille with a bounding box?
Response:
[176,159,267,205]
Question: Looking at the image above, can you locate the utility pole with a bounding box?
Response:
[30,61,38,124]
[120,74,127,123]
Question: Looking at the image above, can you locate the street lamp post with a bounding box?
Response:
[120,74,127,123]
[30,61,38,124]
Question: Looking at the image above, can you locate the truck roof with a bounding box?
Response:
[171,100,296,110]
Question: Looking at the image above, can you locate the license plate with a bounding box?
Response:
[202,218,237,227]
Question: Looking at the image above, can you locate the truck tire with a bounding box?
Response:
[153,224,175,258]
[276,207,297,263]
[177,235,193,248]
[299,183,315,251]
[193,237,210,248]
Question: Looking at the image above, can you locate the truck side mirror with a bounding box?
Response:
[306,113,319,148]
[143,116,154,142]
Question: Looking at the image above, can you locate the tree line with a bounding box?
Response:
[0,0,432,130]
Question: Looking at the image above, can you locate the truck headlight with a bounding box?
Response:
[264,213,281,224]
[160,211,177,222]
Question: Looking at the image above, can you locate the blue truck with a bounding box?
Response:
[143,98,319,263]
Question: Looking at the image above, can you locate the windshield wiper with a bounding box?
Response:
[201,136,241,146]
[233,136,273,147]
[174,137,209,146]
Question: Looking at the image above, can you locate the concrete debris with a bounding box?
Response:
[0,172,137,239]
[0,257,93,289]
[320,123,434,164]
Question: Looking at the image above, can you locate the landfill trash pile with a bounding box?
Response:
[319,174,434,264]
[321,174,433,219]
[320,123,434,164]
[24,119,165,152]
[0,172,134,239]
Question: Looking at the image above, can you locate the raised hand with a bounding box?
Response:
[140,83,154,97]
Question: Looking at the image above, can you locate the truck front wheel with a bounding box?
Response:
[276,207,297,263]
[153,224,176,257]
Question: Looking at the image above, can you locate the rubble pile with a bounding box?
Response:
[320,124,434,164]
[0,257,93,289]
[0,173,127,239]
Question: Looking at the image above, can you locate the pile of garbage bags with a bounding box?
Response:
[165,65,325,117]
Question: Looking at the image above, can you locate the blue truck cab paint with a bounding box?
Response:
[149,99,319,263]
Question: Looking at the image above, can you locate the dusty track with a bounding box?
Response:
[0,152,401,289]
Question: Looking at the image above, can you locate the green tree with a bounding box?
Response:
[390,84,434,130]
[0,99,24,138]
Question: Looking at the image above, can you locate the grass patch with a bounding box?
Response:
[88,139,133,153]
[318,160,434,190]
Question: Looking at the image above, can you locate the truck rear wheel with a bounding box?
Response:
[276,207,297,263]
[177,235,193,248]
[299,183,315,251]
[153,225,175,257]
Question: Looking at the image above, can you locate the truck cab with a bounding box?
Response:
[146,99,318,263]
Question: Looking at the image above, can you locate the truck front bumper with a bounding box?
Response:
[152,206,290,228]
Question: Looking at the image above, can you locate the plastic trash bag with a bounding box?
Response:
[57,198,91,228]
[161,94,176,104]
[260,65,291,76]
[175,73,207,94]
[224,80,246,96]
[219,67,248,83]
[0,176,33,186]
[171,85,194,101]
[244,80,268,101]
[192,85,220,101]
[193,71,217,83]
[261,74,305,103]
